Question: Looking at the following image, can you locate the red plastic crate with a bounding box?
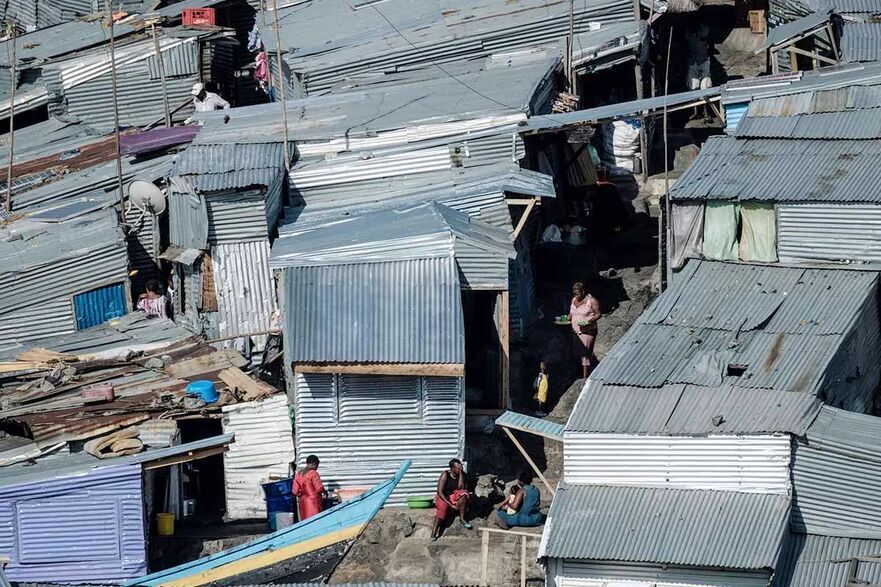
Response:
[182,8,216,27]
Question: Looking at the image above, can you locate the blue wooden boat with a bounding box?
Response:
[125,461,410,587]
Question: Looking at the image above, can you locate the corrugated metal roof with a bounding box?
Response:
[0,311,194,362]
[670,136,881,202]
[568,260,878,434]
[495,410,565,441]
[540,483,790,569]
[284,256,465,364]
[271,202,513,268]
[759,11,832,51]
[734,110,881,138]
[773,534,881,587]
[523,86,721,133]
[805,405,881,459]
[722,62,881,104]
[265,0,628,95]
[194,51,556,146]
[0,433,233,488]
[840,21,881,63]
[566,380,823,435]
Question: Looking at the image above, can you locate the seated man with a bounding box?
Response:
[431,458,472,541]
[495,471,546,529]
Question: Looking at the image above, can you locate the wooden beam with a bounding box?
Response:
[512,199,537,241]
[293,362,465,377]
[501,427,555,498]
[789,45,838,65]
[520,535,527,587]
[826,23,841,62]
[507,198,542,206]
[143,446,229,470]
[478,526,543,538]
[498,291,510,410]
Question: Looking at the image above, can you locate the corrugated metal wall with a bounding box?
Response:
[725,102,749,133]
[146,42,199,79]
[0,298,76,351]
[548,559,771,587]
[0,464,146,583]
[168,178,209,250]
[563,433,791,493]
[221,394,295,520]
[205,190,269,244]
[455,239,510,290]
[64,61,195,131]
[294,373,464,505]
[778,204,881,264]
[73,282,127,330]
[0,234,129,348]
[211,240,277,345]
[125,201,159,286]
[791,443,881,537]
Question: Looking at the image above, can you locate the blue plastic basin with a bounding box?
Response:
[186,380,218,403]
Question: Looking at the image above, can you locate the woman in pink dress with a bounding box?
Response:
[137,279,168,319]
[570,282,601,378]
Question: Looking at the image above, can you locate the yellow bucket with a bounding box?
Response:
[157,513,175,536]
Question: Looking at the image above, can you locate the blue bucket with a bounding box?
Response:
[186,380,218,403]
[262,478,294,530]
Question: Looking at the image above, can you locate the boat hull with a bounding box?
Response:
[126,461,410,587]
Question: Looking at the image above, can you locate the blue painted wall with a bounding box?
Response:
[74,282,127,330]
[0,464,147,583]
[725,102,749,133]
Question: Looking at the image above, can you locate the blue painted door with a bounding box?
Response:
[73,283,127,330]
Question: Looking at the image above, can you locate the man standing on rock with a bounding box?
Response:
[431,459,472,541]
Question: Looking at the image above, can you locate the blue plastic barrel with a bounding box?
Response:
[262,478,294,530]
[186,380,218,403]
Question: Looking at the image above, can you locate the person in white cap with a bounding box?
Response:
[191,82,230,113]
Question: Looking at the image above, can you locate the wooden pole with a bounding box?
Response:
[520,535,527,587]
[150,21,172,128]
[5,26,16,214]
[566,0,574,90]
[498,290,510,409]
[501,427,555,498]
[106,0,126,218]
[270,0,291,172]
[480,529,490,586]
[661,27,672,291]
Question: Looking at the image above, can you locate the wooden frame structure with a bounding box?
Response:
[479,526,543,587]
[769,21,840,74]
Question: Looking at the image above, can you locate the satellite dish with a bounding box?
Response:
[128,180,166,215]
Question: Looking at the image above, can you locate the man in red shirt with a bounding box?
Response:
[293,454,325,521]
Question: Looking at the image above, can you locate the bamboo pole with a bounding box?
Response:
[150,21,171,128]
[270,0,291,172]
[5,25,16,214]
[106,0,126,218]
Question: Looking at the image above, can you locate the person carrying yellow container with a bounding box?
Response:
[534,361,549,417]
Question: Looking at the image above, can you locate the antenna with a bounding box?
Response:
[127,180,166,215]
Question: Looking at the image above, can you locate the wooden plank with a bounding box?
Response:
[480,528,490,587]
[507,198,543,206]
[502,427,556,498]
[478,526,543,538]
[789,45,837,65]
[293,363,465,377]
[520,535,527,587]
[218,366,275,401]
[143,446,229,470]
